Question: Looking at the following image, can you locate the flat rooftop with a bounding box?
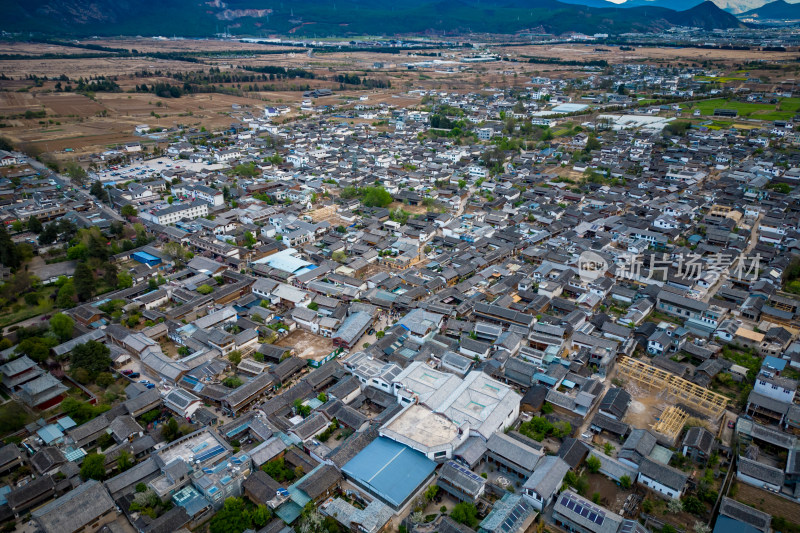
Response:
[342,436,436,509]
[157,429,228,468]
[383,404,460,448]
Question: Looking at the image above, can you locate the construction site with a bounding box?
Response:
[616,356,730,444]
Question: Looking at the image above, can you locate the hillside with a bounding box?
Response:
[1,0,744,36]
[560,0,707,10]
[665,1,744,27]
[739,0,800,17]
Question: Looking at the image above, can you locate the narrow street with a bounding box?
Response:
[701,213,761,303]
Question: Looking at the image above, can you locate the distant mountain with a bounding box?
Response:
[559,0,707,10]
[559,0,800,12]
[739,0,800,17]
[666,0,744,26]
[0,0,745,37]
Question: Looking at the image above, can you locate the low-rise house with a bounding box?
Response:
[522,456,570,511]
[637,457,688,499]
[437,460,486,502]
[32,479,117,533]
[681,427,715,462]
[484,432,543,480]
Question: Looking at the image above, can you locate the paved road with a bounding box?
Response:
[26,157,124,223]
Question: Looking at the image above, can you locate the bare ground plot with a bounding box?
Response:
[388,201,429,215]
[0,56,211,79]
[79,38,298,54]
[276,329,334,363]
[734,482,800,524]
[586,473,633,514]
[0,42,114,56]
[36,93,107,117]
[499,44,796,65]
[622,384,670,430]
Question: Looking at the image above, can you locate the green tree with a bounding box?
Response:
[619,475,632,490]
[162,417,181,442]
[681,495,704,515]
[117,273,133,289]
[244,231,257,247]
[103,263,118,287]
[96,372,114,387]
[262,457,297,483]
[80,453,106,480]
[117,450,133,472]
[64,162,88,185]
[49,313,74,341]
[56,280,76,308]
[0,224,20,269]
[586,455,602,474]
[90,181,105,198]
[585,134,601,152]
[197,284,213,295]
[27,216,42,234]
[425,484,440,502]
[73,262,95,301]
[70,340,112,377]
[223,376,243,388]
[0,402,28,434]
[15,336,58,363]
[450,502,478,528]
[252,504,271,528]
[228,350,242,365]
[120,204,138,217]
[39,222,59,245]
[360,186,393,207]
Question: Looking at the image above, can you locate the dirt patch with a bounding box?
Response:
[498,44,795,65]
[587,473,632,514]
[276,329,334,363]
[36,93,106,117]
[734,482,800,524]
[622,386,669,430]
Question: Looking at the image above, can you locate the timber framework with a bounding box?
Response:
[617,356,729,419]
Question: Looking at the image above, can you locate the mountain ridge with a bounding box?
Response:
[1,0,745,36]
[739,0,800,18]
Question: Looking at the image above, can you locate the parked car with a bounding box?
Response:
[727,420,735,429]
[129,372,140,378]
[121,369,133,376]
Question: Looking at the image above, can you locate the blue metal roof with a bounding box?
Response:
[713,516,761,533]
[342,437,436,508]
[37,425,64,445]
[132,251,160,261]
[763,356,786,372]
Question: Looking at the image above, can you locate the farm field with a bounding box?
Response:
[683,97,800,122]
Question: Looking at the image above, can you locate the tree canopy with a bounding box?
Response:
[360,186,393,208]
[70,340,112,377]
[50,313,74,342]
[80,453,106,480]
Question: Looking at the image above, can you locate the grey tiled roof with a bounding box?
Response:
[485,432,542,472]
[32,479,115,533]
[738,456,785,486]
[638,457,688,491]
[719,497,771,532]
